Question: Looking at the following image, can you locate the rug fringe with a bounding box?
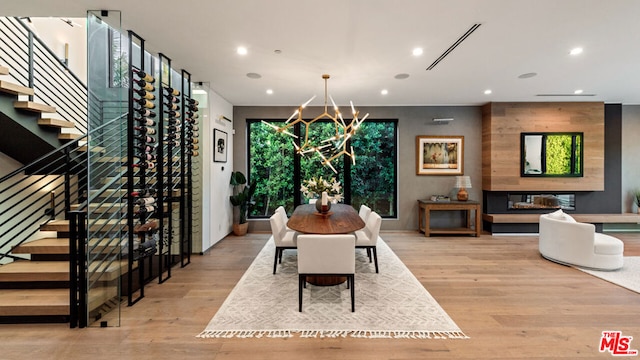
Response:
[197,330,469,339]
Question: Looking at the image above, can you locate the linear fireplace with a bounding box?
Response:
[508,193,575,211]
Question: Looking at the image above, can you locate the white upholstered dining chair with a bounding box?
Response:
[358,204,372,222]
[355,211,382,273]
[297,234,356,312]
[275,206,291,230]
[269,213,297,274]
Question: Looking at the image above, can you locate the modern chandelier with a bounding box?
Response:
[261,74,369,173]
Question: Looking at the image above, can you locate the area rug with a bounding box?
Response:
[577,257,640,294]
[197,237,467,339]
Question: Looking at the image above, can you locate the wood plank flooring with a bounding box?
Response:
[1,231,639,359]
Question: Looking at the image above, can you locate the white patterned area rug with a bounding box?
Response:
[577,257,640,294]
[197,237,467,339]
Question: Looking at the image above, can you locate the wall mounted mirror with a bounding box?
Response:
[521,132,583,177]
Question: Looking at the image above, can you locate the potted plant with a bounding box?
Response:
[229,171,256,236]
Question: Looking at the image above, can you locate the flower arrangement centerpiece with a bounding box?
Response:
[301,176,343,213]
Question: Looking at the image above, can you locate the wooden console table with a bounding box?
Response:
[417,199,481,237]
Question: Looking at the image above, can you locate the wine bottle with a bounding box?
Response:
[166,118,181,126]
[163,94,180,103]
[163,87,180,97]
[134,126,156,135]
[165,139,180,146]
[131,188,157,197]
[191,138,199,144]
[186,98,199,106]
[132,161,156,169]
[134,197,156,206]
[135,204,158,215]
[134,153,156,161]
[164,103,180,111]
[165,132,181,140]
[134,144,156,153]
[165,125,181,133]
[134,97,155,109]
[186,144,199,150]
[135,134,156,143]
[186,112,199,119]
[187,125,199,132]
[186,131,199,138]
[134,79,155,92]
[187,105,199,112]
[134,88,155,100]
[134,117,156,126]
[132,68,155,83]
[186,150,199,156]
[135,109,157,118]
[164,110,181,118]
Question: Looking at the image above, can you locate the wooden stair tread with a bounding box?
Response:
[0,80,35,96]
[13,101,56,113]
[37,118,75,128]
[58,133,81,140]
[40,219,128,232]
[0,261,68,281]
[76,145,105,153]
[0,287,119,316]
[11,237,121,254]
[0,260,134,282]
[11,238,70,254]
[0,289,69,316]
[0,65,9,75]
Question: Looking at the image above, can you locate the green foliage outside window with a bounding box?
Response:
[248,120,397,217]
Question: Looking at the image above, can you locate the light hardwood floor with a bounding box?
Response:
[1,231,639,359]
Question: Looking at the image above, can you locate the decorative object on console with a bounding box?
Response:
[261,74,369,174]
[455,176,471,201]
[416,135,464,175]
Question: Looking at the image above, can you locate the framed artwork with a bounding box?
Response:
[214,129,228,163]
[416,135,464,175]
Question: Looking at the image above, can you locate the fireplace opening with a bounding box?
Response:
[508,193,575,211]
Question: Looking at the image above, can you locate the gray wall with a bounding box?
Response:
[233,105,483,232]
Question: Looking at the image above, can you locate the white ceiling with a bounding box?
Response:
[4,0,640,106]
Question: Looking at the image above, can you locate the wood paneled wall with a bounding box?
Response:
[482,102,605,191]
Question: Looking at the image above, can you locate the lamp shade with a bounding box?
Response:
[455,176,472,189]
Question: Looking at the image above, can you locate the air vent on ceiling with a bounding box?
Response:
[426,23,482,71]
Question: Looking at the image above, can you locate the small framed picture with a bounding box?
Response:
[214,129,228,163]
[416,135,464,175]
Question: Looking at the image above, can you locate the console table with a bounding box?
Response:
[417,199,481,237]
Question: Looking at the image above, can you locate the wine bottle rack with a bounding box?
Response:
[125,32,197,306]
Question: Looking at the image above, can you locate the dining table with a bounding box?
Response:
[287,203,365,234]
[287,203,365,286]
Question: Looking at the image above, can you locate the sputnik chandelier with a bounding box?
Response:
[261,74,369,173]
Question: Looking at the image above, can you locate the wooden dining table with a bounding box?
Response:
[287,204,365,286]
[287,203,365,234]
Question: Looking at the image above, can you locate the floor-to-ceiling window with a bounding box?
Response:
[248,119,397,218]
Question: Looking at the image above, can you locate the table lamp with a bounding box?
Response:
[455,176,471,201]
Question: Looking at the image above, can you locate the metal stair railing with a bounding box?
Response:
[0,16,89,133]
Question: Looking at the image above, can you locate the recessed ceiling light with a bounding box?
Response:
[574,89,583,94]
[266,89,273,95]
[484,89,492,95]
[381,89,388,95]
[394,73,410,80]
[237,46,248,55]
[412,47,423,56]
[274,49,282,54]
[246,72,261,79]
[570,47,583,56]
[518,72,537,79]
